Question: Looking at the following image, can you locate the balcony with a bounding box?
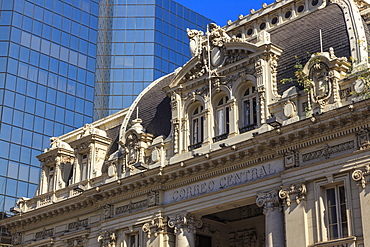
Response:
[213,133,229,143]
[188,142,202,151]
[239,124,257,134]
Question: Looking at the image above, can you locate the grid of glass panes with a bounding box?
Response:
[0,0,99,214]
[93,0,213,119]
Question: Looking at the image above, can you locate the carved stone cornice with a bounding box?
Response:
[142,216,167,238]
[256,190,281,214]
[279,183,306,206]
[352,164,370,189]
[168,213,202,234]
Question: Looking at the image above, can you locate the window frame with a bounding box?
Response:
[240,86,258,133]
[213,95,230,142]
[314,175,354,243]
[188,103,205,151]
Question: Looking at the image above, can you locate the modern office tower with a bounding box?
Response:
[93,0,213,119]
[0,0,99,218]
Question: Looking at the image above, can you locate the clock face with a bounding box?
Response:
[354,79,365,93]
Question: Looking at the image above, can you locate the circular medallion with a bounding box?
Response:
[354,79,365,94]
[211,47,224,67]
[283,101,296,118]
[108,165,116,177]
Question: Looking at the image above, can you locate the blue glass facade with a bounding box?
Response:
[93,0,213,119]
[0,0,99,214]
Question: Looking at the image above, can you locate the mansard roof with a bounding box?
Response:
[271,3,352,94]
[120,73,176,141]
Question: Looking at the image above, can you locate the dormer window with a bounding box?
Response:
[240,86,257,133]
[214,96,230,142]
[189,104,204,151]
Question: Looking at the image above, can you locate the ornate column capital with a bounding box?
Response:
[279,183,307,206]
[97,231,116,247]
[168,213,202,234]
[142,216,166,238]
[256,190,281,214]
[352,164,370,189]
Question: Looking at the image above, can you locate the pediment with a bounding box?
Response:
[169,41,260,89]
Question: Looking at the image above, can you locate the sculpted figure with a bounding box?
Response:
[187,28,204,57]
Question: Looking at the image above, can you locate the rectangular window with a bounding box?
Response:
[126,232,140,247]
[326,185,348,239]
[314,175,353,244]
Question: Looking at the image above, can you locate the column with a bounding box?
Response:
[256,190,285,247]
[279,183,307,247]
[168,213,202,247]
[353,166,370,247]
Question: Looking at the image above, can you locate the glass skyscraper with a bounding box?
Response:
[93,0,213,119]
[0,0,99,219]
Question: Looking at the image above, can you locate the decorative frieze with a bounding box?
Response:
[142,216,166,238]
[35,228,53,240]
[68,218,88,230]
[147,190,159,207]
[302,141,354,162]
[115,199,147,215]
[97,231,116,247]
[352,165,370,188]
[168,213,202,234]
[279,183,307,206]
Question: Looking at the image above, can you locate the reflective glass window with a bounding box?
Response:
[21,128,33,147]
[6,178,17,197]
[17,181,28,198]
[7,161,18,179]
[29,167,40,184]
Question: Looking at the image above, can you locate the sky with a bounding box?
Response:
[174,0,276,26]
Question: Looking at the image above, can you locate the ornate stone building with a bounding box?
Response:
[2,0,370,246]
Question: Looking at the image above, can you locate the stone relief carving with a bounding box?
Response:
[229,229,258,247]
[279,183,307,206]
[284,150,299,169]
[357,129,370,150]
[308,62,333,108]
[47,137,73,151]
[147,190,159,207]
[66,237,87,247]
[97,231,116,247]
[12,232,22,245]
[168,213,202,234]
[352,165,370,189]
[142,216,166,238]
[302,141,355,162]
[102,204,114,220]
[125,133,139,166]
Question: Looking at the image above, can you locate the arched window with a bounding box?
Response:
[214,95,230,142]
[189,105,204,151]
[240,86,257,133]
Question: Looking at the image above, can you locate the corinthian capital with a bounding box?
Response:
[142,216,166,238]
[279,183,306,206]
[168,213,202,234]
[352,165,370,189]
[256,190,281,214]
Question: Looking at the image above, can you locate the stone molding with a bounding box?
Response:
[168,213,202,234]
[279,183,307,206]
[352,164,370,189]
[256,190,281,214]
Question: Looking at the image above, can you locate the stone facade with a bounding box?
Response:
[2,0,370,247]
